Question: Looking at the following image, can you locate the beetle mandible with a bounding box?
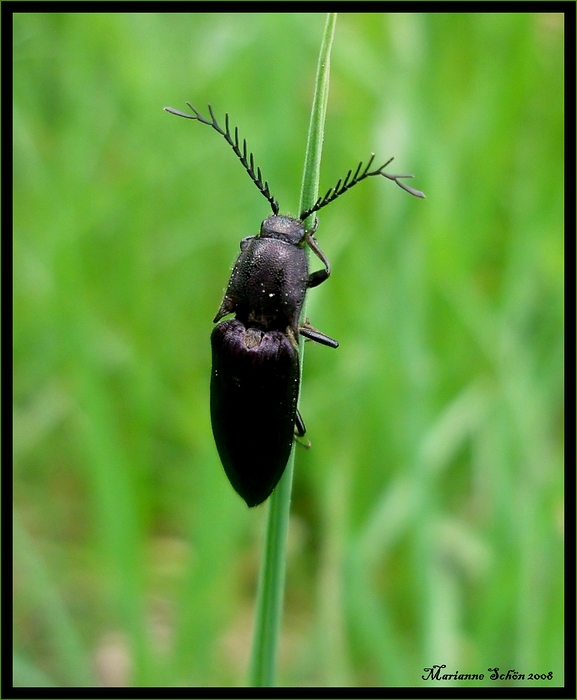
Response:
[165,103,424,507]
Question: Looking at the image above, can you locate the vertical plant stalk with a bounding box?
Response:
[247,12,337,688]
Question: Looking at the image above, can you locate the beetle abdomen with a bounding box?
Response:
[210,319,300,507]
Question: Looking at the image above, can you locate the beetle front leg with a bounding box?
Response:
[308,267,330,289]
[306,228,331,289]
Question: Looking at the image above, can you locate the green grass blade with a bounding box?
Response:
[298,13,337,222]
[247,12,337,688]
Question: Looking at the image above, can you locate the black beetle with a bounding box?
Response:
[165,103,424,506]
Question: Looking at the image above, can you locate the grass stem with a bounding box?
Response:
[247,12,337,687]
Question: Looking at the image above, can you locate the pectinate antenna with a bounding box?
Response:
[165,103,280,215]
[299,154,425,221]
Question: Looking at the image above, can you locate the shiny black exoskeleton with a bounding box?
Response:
[165,103,424,506]
[211,214,337,506]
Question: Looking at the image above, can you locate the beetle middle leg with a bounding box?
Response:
[299,320,339,348]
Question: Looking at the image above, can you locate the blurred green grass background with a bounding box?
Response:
[13,12,564,688]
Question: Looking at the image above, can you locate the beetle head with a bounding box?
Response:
[259,215,305,246]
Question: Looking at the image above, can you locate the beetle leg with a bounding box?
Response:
[306,228,331,289]
[299,320,339,348]
[295,409,306,437]
[294,411,311,447]
[308,267,329,288]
